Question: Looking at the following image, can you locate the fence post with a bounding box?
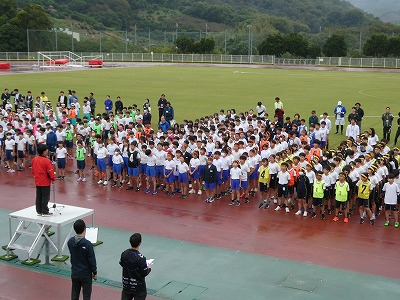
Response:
[349,57,352,67]
[372,58,374,68]
[141,53,143,62]
[384,58,386,68]
[360,58,363,68]
[192,53,194,63]
[397,59,398,69]
[162,53,164,62]
[172,54,174,63]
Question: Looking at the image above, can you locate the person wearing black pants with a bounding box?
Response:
[68,219,98,300]
[31,144,56,216]
[120,233,152,300]
[382,107,394,141]
[394,113,400,145]
[157,94,167,122]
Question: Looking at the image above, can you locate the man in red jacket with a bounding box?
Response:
[31,144,56,216]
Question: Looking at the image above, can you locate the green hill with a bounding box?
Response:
[347,0,400,24]
[17,0,387,33]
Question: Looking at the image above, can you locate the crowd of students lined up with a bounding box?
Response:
[1,89,400,227]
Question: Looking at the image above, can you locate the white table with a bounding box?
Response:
[4,204,94,262]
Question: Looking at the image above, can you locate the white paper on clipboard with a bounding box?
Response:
[85,227,98,244]
[146,259,154,267]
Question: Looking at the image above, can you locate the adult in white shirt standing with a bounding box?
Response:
[346,118,360,141]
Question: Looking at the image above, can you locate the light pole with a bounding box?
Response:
[125,30,128,53]
[247,24,252,62]
[176,23,179,41]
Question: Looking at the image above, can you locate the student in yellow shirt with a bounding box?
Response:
[258,158,270,209]
[356,173,374,225]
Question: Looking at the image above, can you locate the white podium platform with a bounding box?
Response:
[3,204,94,263]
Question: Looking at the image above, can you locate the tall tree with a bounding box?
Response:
[389,36,400,57]
[284,33,309,57]
[323,34,348,57]
[363,34,389,57]
[257,33,285,56]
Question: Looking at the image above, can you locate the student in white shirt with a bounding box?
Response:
[56,141,68,179]
[229,160,242,206]
[382,174,400,227]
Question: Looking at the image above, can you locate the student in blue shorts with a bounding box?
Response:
[112,148,124,188]
[177,156,189,199]
[144,149,157,195]
[229,160,242,207]
[164,152,176,196]
[203,157,217,203]
[55,141,67,179]
[126,141,141,191]
[96,142,109,185]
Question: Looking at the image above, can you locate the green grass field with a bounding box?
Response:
[1,65,398,147]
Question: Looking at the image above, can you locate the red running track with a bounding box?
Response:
[1,169,399,279]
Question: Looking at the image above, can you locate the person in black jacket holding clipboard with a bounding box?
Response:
[67,219,97,300]
[120,233,152,300]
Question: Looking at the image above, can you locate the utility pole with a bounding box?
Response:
[134,24,137,45]
[176,23,178,41]
[27,29,30,54]
[247,24,252,62]
[99,30,102,53]
[148,29,151,52]
[224,33,227,57]
[55,29,58,51]
[359,31,362,56]
[125,30,128,53]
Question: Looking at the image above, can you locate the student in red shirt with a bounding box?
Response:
[31,144,56,216]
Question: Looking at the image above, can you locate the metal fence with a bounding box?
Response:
[1,52,400,69]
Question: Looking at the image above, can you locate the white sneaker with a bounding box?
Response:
[285,207,290,213]
[77,177,82,182]
[274,206,281,211]
[303,211,308,217]
[273,199,278,204]
[103,180,108,185]
[9,169,15,173]
[371,213,376,220]
[189,189,195,194]
[82,178,87,182]
[198,190,202,195]
[295,210,302,216]
[7,169,11,173]
[97,180,103,184]
[121,180,125,184]
[362,212,367,218]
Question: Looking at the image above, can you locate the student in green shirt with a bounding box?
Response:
[311,171,326,220]
[76,141,86,182]
[333,172,350,223]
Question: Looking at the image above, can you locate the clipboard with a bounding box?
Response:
[85,227,99,244]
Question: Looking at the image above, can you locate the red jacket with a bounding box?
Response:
[31,156,56,186]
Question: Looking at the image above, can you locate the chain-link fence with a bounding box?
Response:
[1,51,400,70]
[26,28,388,56]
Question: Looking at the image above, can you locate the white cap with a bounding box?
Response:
[338,101,342,105]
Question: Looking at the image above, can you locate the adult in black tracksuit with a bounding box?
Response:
[120,233,152,300]
[67,219,97,300]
